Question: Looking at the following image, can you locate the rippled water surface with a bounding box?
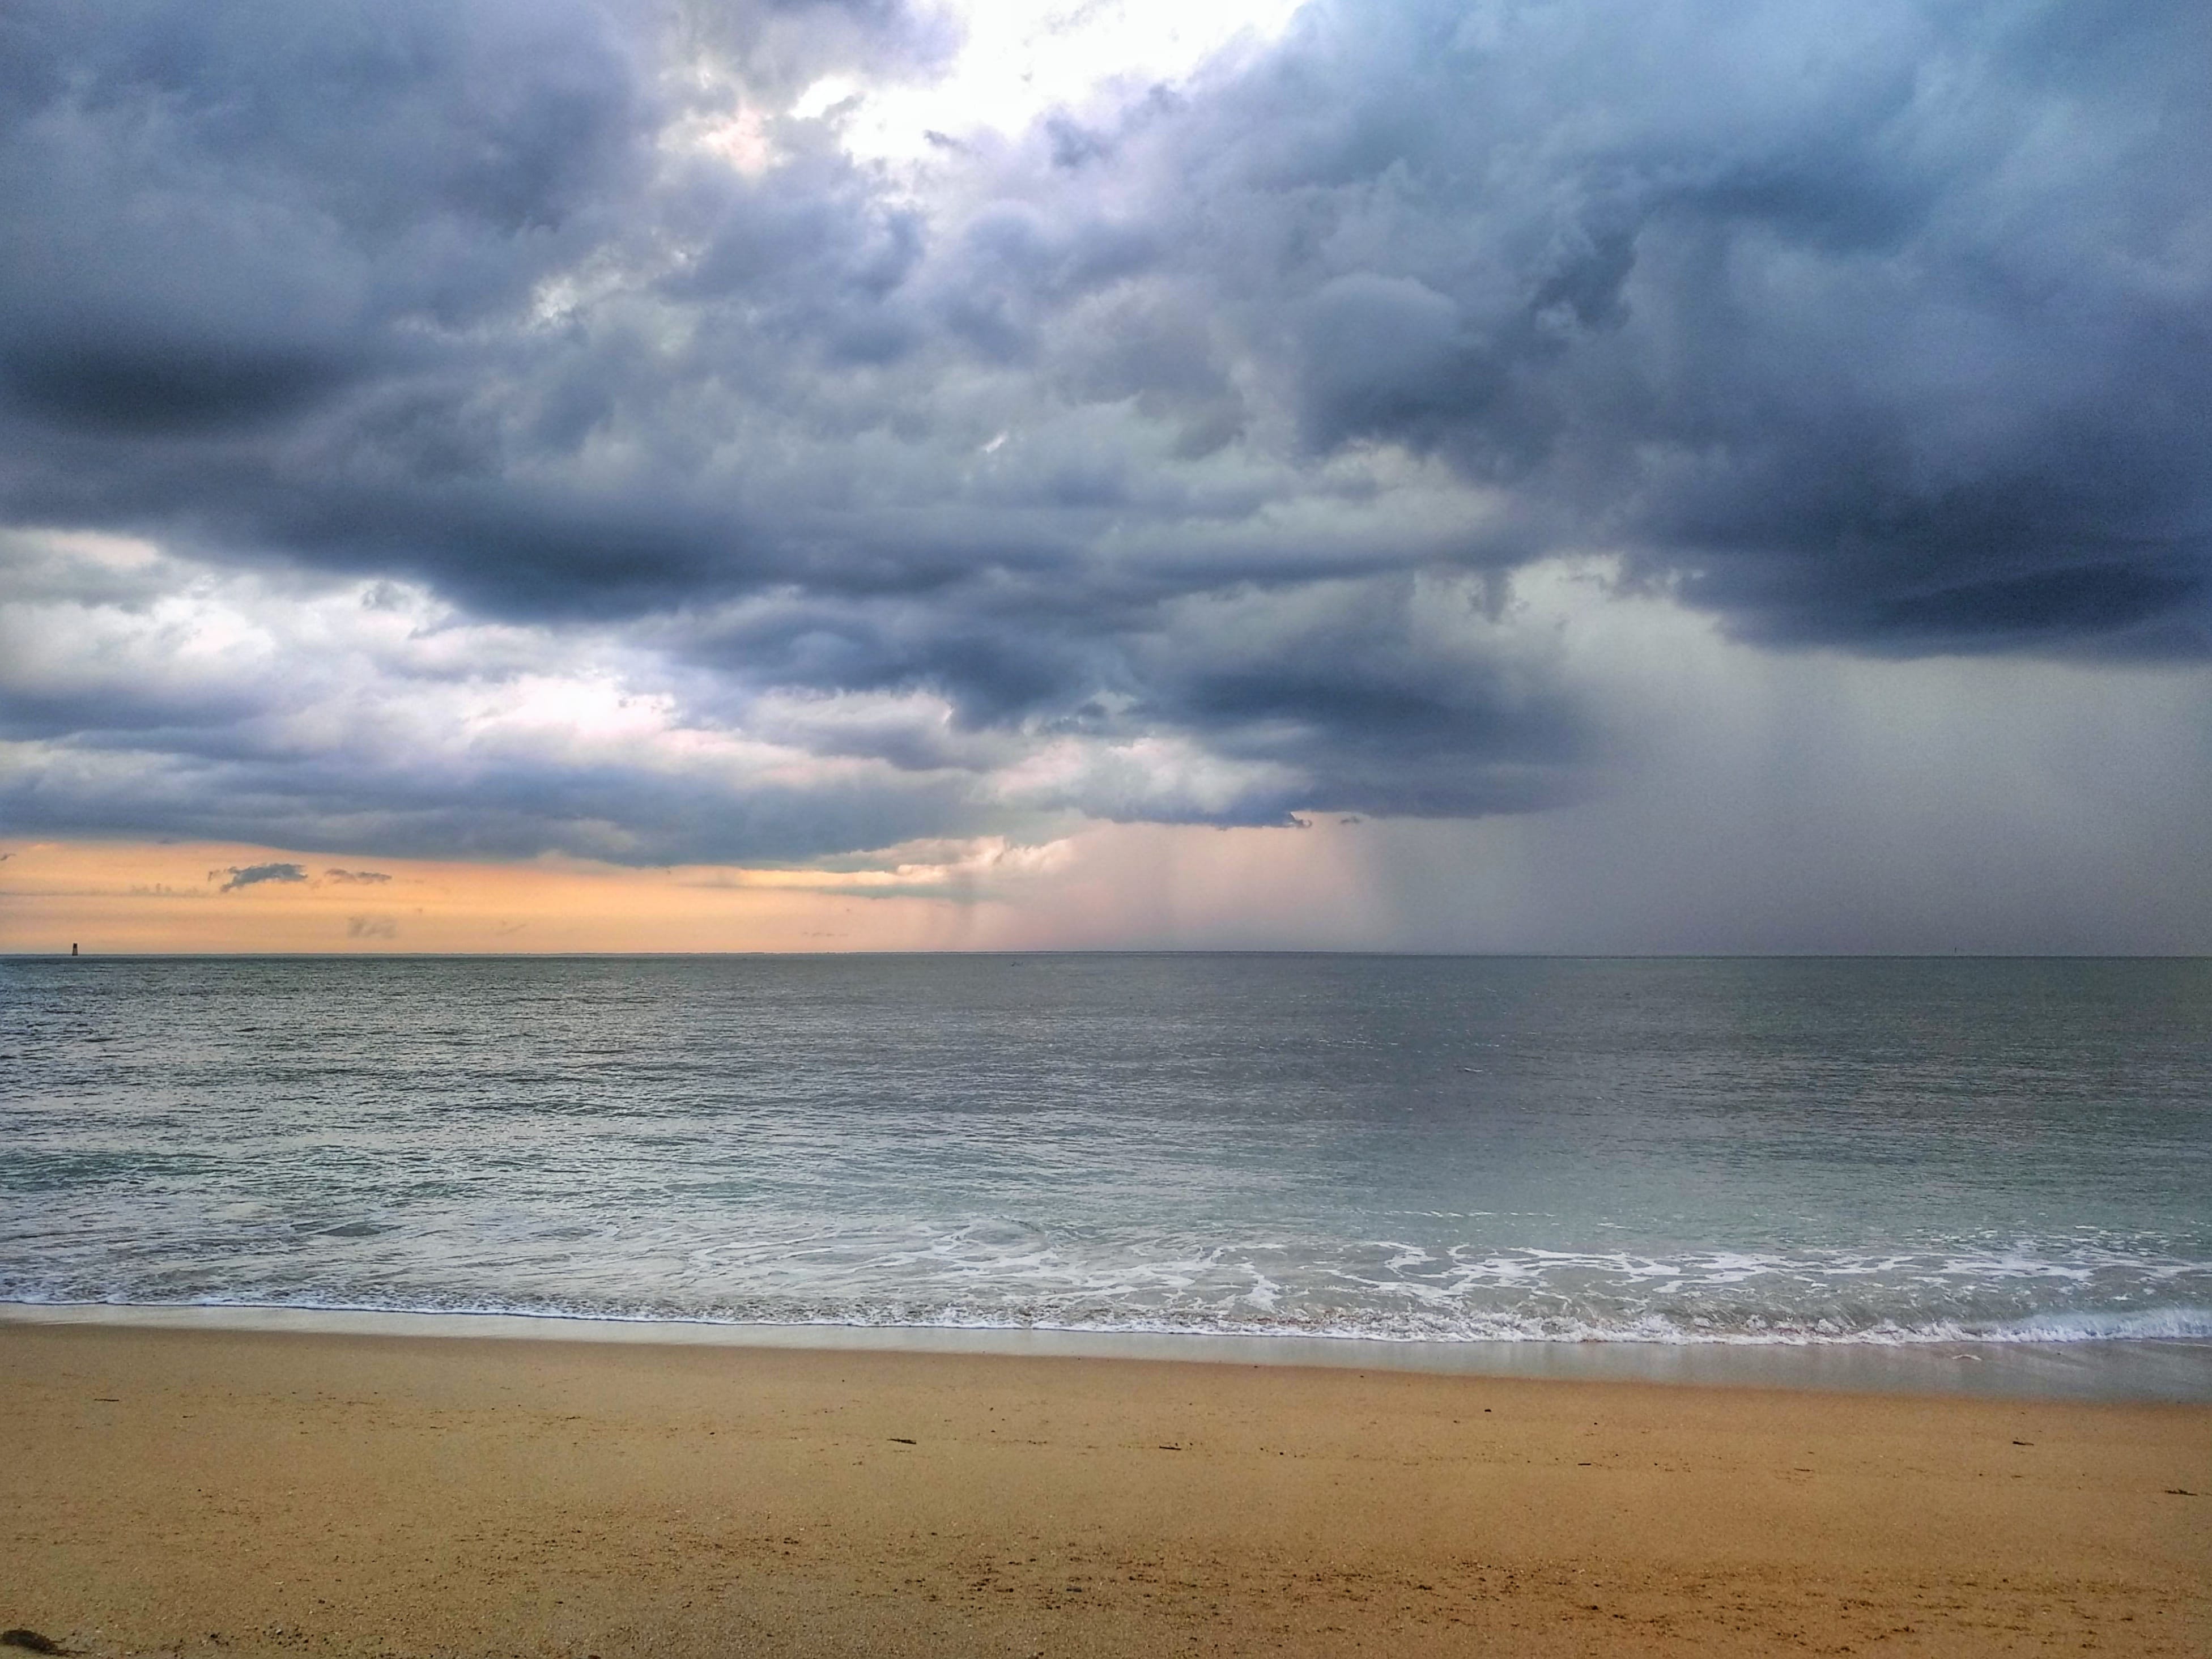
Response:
[3,954,2207,1346]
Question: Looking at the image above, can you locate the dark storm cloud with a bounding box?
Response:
[1146,0,2212,653]
[0,0,650,428]
[0,0,2206,864]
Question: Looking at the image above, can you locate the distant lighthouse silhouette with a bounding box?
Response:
[71,943,78,956]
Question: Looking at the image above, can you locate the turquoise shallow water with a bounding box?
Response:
[3,955,2208,1349]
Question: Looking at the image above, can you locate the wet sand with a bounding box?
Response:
[3,1320,2206,1657]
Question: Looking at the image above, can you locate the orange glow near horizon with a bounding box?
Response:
[0,824,1381,954]
[0,840,992,954]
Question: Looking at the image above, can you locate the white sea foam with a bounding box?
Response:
[5,1286,2207,1349]
[6,1218,2211,1349]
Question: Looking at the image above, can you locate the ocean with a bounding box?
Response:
[4,954,2208,1373]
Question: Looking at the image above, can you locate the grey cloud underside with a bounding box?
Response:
[1,0,2207,863]
[0,766,989,870]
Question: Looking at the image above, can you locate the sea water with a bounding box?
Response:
[3,955,2207,1358]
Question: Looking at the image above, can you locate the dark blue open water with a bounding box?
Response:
[3,955,2207,1349]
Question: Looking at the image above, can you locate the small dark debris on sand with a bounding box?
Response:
[888,1436,917,1445]
[2,1631,67,1655]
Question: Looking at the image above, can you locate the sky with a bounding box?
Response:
[1,0,2206,953]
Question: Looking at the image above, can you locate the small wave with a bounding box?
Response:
[6,1289,2209,1349]
[1985,1307,2212,1344]
[7,1203,2210,1354]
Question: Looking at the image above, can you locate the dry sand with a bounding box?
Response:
[3,1321,2206,1657]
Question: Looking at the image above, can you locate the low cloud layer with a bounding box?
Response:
[1,0,2206,875]
[216,862,307,892]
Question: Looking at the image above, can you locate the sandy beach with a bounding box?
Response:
[2,1321,2206,1657]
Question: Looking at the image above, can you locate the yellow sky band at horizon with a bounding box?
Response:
[0,825,1376,954]
[0,839,984,953]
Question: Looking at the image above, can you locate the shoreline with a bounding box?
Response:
[4,1317,2206,1657]
[8,1298,2211,1402]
